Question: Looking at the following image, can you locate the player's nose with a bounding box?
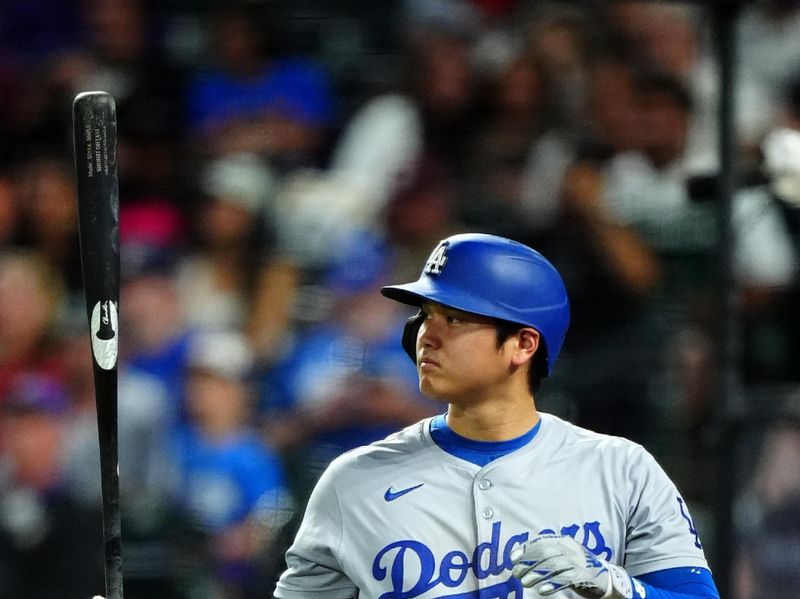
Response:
[418,316,443,350]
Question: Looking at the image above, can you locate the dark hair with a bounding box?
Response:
[495,320,545,393]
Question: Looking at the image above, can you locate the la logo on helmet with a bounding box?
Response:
[424,240,449,275]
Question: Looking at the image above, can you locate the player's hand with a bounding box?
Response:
[510,535,634,598]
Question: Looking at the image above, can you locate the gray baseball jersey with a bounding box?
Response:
[274,412,709,598]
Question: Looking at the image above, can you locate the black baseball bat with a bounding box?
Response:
[72,91,123,599]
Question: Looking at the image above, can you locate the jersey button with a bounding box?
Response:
[478,479,492,491]
[482,508,494,519]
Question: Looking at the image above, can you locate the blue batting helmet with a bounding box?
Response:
[381,233,570,376]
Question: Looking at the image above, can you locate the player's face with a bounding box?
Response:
[416,302,516,403]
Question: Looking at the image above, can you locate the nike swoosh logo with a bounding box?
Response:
[384,483,424,502]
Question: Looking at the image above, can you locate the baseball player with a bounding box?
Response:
[273,233,720,599]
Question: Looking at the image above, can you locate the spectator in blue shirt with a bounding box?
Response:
[173,328,293,595]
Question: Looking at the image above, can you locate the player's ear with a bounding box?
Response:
[511,328,539,367]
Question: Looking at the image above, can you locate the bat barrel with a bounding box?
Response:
[73,91,120,307]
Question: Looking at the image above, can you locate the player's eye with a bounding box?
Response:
[446,315,462,325]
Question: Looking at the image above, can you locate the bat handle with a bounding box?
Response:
[95,371,123,599]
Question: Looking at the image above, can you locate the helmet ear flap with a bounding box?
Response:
[402,311,425,363]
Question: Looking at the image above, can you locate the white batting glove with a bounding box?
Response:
[510,535,634,598]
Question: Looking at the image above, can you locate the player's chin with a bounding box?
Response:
[418,375,454,403]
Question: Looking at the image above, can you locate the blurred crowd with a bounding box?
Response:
[2,0,800,597]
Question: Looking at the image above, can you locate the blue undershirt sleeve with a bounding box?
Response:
[632,567,720,599]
